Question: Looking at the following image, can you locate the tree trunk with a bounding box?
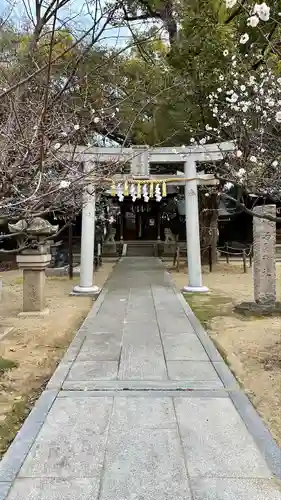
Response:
[198,190,218,265]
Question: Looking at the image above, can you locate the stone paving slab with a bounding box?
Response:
[122,322,159,338]
[99,428,192,500]
[157,316,195,334]
[175,397,271,478]
[162,333,209,360]
[6,479,100,500]
[109,397,176,430]
[0,484,10,500]
[58,389,231,398]
[1,257,281,500]
[167,360,223,386]
[76,336,121,361]
[118,346,168,380]
[190,478,281,500]
[18,397,113,478]
[66,360,119,381]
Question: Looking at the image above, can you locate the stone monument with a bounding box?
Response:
[9,218,58,315]
[235,205,281,315]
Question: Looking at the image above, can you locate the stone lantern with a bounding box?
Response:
[9,218,59,315]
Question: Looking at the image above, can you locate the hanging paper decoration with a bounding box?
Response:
[155,183,162,202]
[162,181,167,197]
[130,183,137,202]
[137,182,141,199]
[142,184,149,202]
[149,182,154,198]
[124,180,129,196]
[116,183,124,202]
[110,182,116,196]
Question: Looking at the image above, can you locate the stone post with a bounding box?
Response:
[157,212,161,241]
[120,213,124,241]
[253,205,276,305]
[16,246,51,316]
[183,157,208,292]
[72,183,100,295]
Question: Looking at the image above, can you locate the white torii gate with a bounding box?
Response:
[62,141,235,295]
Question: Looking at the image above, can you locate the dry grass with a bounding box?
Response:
[0,261,116,456]
[168,260,281,448]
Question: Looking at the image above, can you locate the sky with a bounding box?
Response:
[0,0,141,48]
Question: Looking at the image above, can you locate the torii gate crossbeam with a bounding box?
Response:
[65,142,235,295]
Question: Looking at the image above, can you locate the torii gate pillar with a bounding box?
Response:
[72,165,100,296]
[183,157,209,293]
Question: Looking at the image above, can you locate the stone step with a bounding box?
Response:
[126,243,156,257]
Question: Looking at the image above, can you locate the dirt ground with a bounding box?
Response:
[0,261,116,456]
[168,260,281,448]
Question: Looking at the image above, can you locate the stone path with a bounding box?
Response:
[0,257,281,499]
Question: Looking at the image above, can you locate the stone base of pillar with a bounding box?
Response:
[183,285,209,293]
[234,301,281,317]
[71,284,100,296]
[18,309,50,317]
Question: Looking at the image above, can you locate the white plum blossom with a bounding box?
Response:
[247,15,259,27]
[240,33,249,44]
[203,59,281,201]
[73,124,80,130]
[59,180,70,189]
[225,0,237,7]
[253,2,270,22]
[54,143,61,150]
[238,168,246,177]
[223,50,229,56]
[93,116,100,124]
[230,92,239,103]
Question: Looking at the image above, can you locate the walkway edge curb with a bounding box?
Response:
[164,268,281,480]
[47,284,108,390]
[0,389,58,496]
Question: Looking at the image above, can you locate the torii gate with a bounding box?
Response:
[61,142,235,295]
